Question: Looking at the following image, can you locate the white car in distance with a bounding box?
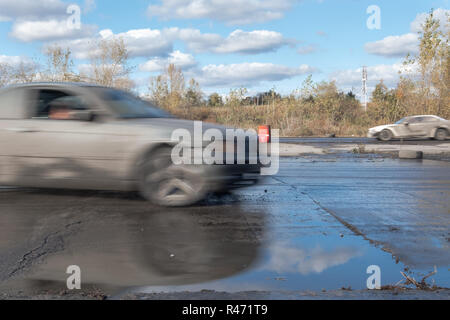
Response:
[368,115,449,141]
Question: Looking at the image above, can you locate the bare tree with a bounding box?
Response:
[43,46,78,82]
[403,11,450,115]
[87,37,133,90]
[0,63,9,88]
[149,74,169,107]
[148,63,185,109]
[13,61,38,84]
[208,92,223,107]
[0,61,38,87]
[184,78,203,107]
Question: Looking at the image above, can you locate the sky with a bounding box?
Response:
[0,0,449,98]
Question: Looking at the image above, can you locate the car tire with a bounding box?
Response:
[139,147,207,207]
[435,128,448,141]
[379,129,393,142]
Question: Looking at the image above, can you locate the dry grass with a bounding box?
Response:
[164,102,379,137]
[162,85,449,137]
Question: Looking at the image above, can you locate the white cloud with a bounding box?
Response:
[364,33,419,58]
[99,28,173,58]
[140,51,197,72]
[0,55,35,68]
[164,27,222,52]
[52,27,291,60]
[189,62,317,87]
[329,62,419,99]
[0,0,66,21]
[166,28,292,54]
[44,38,96,60]
[410,8,450,33]
[2,0,99,42]
[264,243,363,275]
[365,8,449,58]
[147,0,295,25]
[11,19,97,42]
[51,28,173,60]
[331,63,404,88]
[212,30,293,54]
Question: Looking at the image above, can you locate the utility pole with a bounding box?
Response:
[362,66,368,112]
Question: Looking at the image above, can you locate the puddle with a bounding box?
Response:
[139,224,449,294]
[139,157,450,294]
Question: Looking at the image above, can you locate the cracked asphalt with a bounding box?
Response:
[0,152,449,300]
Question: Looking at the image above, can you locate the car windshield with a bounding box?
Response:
[95,88,172,119]
[395,118,408,124]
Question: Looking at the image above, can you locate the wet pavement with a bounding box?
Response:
[0,154,449,299]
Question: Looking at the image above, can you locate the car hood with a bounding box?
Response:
[369,124,397,132]
[112,117,250,142]
[124,118,231,133]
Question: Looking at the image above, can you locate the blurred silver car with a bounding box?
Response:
[368,115,450,141]
[0,83,261,206]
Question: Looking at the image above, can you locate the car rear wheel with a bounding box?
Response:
[435,128,448,141]
[139,148,207,207]
[378,129,393,141]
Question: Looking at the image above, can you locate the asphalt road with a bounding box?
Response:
[0,154,449,299]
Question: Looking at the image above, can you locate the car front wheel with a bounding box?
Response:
[139,148,207,207]
[378,129,393,141]
[435,128,448,141]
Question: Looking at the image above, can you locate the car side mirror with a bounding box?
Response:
[404,122,409,126]
[70,110,94,121]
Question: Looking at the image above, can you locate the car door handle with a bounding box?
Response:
[6,128,37,133]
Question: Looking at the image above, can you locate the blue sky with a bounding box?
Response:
[0,0,449,97]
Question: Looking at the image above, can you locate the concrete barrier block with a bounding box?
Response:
[399,150,424,159]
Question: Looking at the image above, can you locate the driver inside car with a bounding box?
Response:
[48,100,72,120]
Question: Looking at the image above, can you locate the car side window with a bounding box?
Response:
[32,89,88,120]
[410,117,423,124]
[423,117,437,122]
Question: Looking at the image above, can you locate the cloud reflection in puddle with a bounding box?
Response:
[263,243,364,275]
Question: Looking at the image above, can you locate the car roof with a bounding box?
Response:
[1,82,105,91]
[410,115,441,118]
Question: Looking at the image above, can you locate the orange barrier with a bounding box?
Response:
[258,125,271,143]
